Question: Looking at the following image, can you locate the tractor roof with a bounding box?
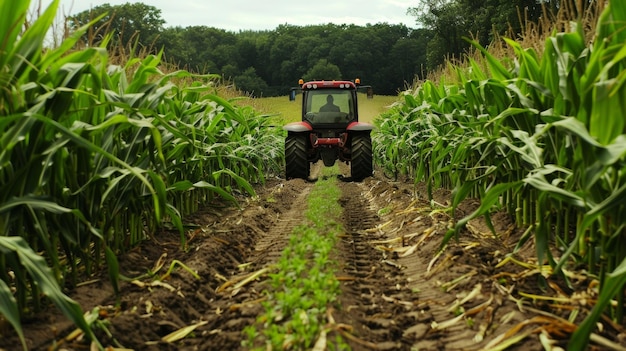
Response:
[299,79,360,90]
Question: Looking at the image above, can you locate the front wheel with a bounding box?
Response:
[285,133,310,179]
[350,132,373,181]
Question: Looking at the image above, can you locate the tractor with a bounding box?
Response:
[283,79,374,181]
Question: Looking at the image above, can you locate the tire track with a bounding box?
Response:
[249,186,312,269]
[334,180,423,350]
[196,177,316,351]
[355,177,495,351]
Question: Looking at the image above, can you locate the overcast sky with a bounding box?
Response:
[39,0,417,32]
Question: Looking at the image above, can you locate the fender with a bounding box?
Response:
[283,121,313,132]
[347,121,374,132]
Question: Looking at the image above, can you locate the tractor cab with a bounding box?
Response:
[301,81,358,127]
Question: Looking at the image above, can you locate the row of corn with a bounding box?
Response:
[0,0,283,349]
[373,1,625,350]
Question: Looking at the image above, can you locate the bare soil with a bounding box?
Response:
[1,163,623,351]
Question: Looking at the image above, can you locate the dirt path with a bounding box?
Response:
[1,164,622,351]
[331,179,418,350]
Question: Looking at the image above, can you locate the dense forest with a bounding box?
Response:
[69,0,569,96]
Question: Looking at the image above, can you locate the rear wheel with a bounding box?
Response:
[350,132,373,181]
[285,133,310,179]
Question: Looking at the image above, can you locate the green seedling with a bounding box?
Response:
[244,167,346,350]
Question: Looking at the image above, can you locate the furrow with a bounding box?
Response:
[250,186,312,268]
[334,181,421,351]
[195,181,314,351]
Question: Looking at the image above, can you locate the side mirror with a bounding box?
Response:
[356,85,374,99]
[289,87,301,101]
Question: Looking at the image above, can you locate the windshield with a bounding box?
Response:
[306,90,352,113]
[304,89,354,124]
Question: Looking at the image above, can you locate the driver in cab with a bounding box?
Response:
[320,95,340,112]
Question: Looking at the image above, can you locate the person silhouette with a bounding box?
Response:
[319,95,340,112]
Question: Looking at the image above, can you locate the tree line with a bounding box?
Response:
[69,0,582,96]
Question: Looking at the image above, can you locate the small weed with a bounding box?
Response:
[377,206,393,216]
[453,306,465,316]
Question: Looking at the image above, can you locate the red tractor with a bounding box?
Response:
[284,79,374,180]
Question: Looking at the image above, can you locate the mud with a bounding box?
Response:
[0,163,623,351]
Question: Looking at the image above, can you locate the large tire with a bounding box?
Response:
[350,132,373,181]
[285,133,310,179]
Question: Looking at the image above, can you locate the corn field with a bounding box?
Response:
[374,1,626,349]
[0,0,283,348]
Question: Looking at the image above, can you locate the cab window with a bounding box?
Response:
[306,90,352,114]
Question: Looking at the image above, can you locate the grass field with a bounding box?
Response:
[237,92,400,124]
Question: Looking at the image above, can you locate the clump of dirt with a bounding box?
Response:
[0,164,622,351]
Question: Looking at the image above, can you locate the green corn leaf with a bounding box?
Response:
[467,58,488,81]
[192,181,237,204]
[0,196,72,214]
[568,256,626,351]
[0,0,29,66]
[39,16,107,74]
[0,278,26,351]
[451,165,497,209]
[8,0,59,81]
[580,181,626,236]
[496,130,543,170]
[166,204,185,247]
[505,38,541,82]
[105,246,120,298]
[552,114,626,166]
[127,54,163,94]
[213,168,256,197]
[204,94,248,127]
[523,168,585,208]
[0,236,100,348]
[0,115,37,164]
[168,180,194,191]
[597,134,626,165]
[555,181,625,273]
[148,170,168,216]
[551,116,601,148]
[31,113,161,221]
[596,2,626,46]
[589,80,625,144]
[468,38,512,81]
[446,181,523,248]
